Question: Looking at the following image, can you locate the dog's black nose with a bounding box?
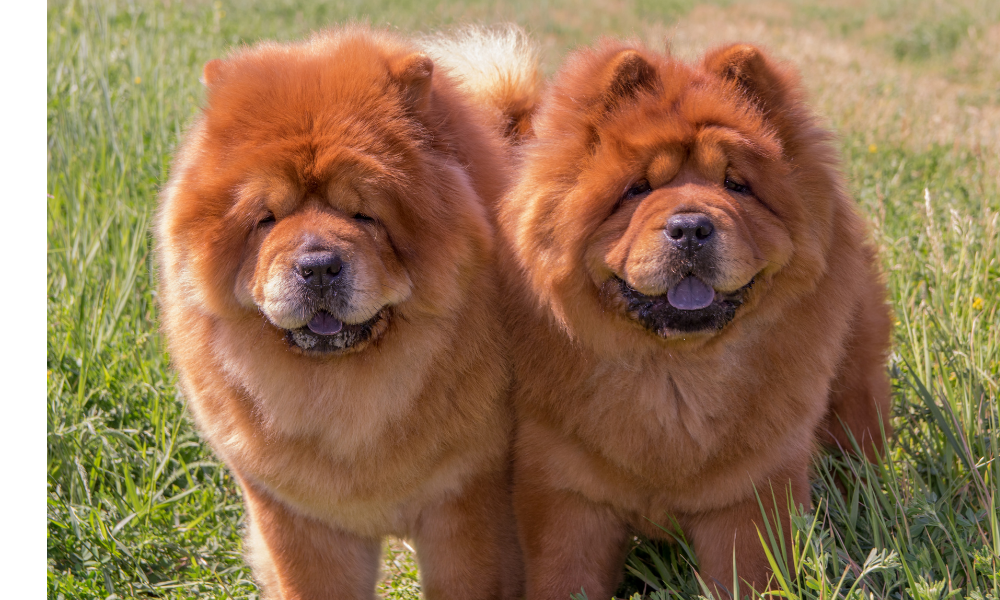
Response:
[666,213,715,249]
[296,252,343,289]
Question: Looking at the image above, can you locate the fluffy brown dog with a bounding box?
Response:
[495,41,892,597]
[155,27,526,600]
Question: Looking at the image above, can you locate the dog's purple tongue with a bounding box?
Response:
[667,276,715,311]
[307,311,343,336]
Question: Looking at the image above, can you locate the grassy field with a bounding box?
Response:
[46,0,998,598]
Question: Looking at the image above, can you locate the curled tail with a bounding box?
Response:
[422,25,543,142]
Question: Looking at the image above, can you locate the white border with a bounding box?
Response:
[2,2,46,597]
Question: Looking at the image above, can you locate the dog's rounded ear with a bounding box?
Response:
[201,58,225,87]
[703,43,813,153]
[390,52,434,113]
[601,49,658,110]
[702,44,794,117]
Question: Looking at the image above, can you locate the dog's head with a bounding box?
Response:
[507,42,840,348]
[157,28,495,356]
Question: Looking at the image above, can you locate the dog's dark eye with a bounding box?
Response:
[622,180,652,201]
[354,212,375,222]
[257,212,276,228]
[724,176,751,195]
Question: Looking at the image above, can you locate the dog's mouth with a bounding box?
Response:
[612,275,754,337]
[283,309,388,355]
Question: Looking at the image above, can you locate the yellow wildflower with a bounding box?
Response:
[134,76,141,85]
[972,296,983,310]
[868,144,877,153]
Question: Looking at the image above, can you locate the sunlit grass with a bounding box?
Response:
[47,0,997,598]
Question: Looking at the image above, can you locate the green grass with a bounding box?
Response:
[47,0,998,598]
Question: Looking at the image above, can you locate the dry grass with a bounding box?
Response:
[648,0,1000,164]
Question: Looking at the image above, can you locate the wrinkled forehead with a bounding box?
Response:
[228,143,403,207]
[196,120,416,224]
[597,82,783,173]
[236,126,410,185]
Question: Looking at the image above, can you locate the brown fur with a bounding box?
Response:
[155,26,524,600]
[496,40,892,597]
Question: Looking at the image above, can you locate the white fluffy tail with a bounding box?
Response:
[422,25,543,141]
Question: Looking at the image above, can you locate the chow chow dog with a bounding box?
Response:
[155,26,535,599]
[492,41,892,597]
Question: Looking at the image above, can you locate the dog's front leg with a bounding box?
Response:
[240,476,381,600]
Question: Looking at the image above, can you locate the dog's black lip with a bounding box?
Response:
[283,309,386,355]
[615,275,754,336]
